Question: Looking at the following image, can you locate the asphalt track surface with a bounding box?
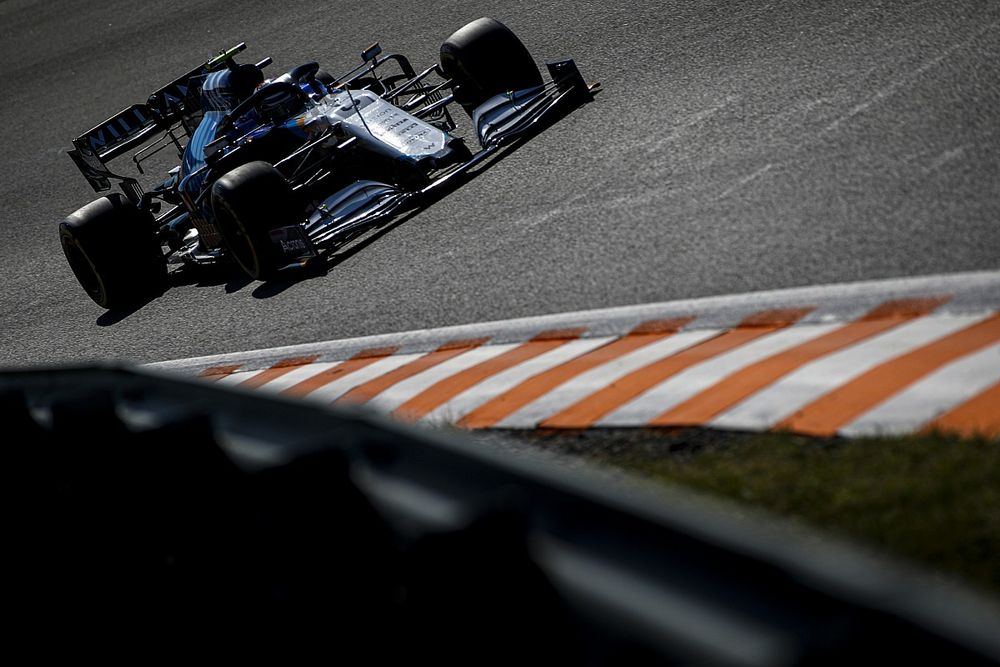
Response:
[1,0,998,367]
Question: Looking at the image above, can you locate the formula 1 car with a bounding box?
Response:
[59,18,595,309]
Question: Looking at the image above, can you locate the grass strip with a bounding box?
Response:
[501,428,1000,596]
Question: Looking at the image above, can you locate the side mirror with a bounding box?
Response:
[289,61,320,83]
[362,42,382,63]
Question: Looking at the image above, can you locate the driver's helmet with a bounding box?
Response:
[200,64,264,113]
[254,81,309,120]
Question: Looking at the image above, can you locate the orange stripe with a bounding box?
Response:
[860,296,951,320]
[649,296,950,426]
[391,328,587,421]
[540,308,813,428]
[199,365,242,381]
[336,338,490,405]
[777,313,1000,437]
[457,318,694,429]
[281,346,398,397]
[922,381,1000,440]
[237,355,320,390]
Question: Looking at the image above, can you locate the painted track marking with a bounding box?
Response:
[150,271,1000,439]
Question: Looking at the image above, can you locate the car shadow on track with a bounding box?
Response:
[96,265,252,325]
[167,263,246,291]
[96,294,163,326]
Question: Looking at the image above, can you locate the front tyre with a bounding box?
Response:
[211,161,298,281]
[59,194,167,309]
[440,17,544,116]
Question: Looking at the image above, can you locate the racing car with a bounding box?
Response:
[59,18,596,309]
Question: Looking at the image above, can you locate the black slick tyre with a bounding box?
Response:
[211,161,298,281]
[440,17,543,116]
[59,193,167,309]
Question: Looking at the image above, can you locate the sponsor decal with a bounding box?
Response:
[269,226,316,259]
[281,238,308,252]
[82,105,154,156]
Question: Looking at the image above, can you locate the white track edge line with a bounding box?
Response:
[147,270,1000,373]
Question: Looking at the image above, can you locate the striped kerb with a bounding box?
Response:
[236,356,321,390]
[391,328,587,421]
[179,294,998,439]
[923,381,1000,439]
[336,338,490,405]
[457,318,694,428]
[540,308,813,429]
[199,364,243,381]
[281,347,398,397]
[648,297,949,426]
[778,313,1000,436]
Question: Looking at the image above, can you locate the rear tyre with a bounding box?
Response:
[59,194,167,309]
[440,17,543,116]
[211,161,298,281]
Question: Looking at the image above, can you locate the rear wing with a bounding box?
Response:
[68,43,250,194]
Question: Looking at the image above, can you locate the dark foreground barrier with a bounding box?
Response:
[4,365,999,664]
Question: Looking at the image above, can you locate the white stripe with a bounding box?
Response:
[496,329,723,428]
[194,111,224,156]
[599,323,844,426]
[303,353,427,403]
[214,368,264,386]
[421,337,616,425]
[205,70,228,110]
[149,270,1000,376]
[839,342,1000,437]
[365,344,521,413]
[254,361,342,393]
[711,314,990,431]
